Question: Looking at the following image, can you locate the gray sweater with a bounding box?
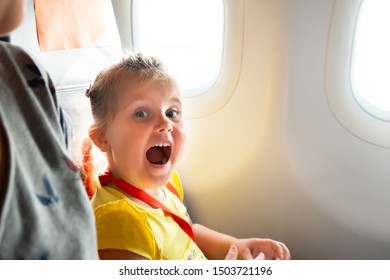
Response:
[0,41,97,259]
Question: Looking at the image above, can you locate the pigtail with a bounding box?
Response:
[80,137,97,199]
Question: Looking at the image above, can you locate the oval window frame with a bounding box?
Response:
[325,0,390,148]
[350,0,390,121]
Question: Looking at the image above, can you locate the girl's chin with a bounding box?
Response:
[145,168,173,185]
[138,159,175,184]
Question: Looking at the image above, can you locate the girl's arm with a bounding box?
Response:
[193,223,239,260]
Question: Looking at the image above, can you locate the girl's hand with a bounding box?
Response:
[235,238,291,260]
[224,245,238,260]
[224,244,267,260]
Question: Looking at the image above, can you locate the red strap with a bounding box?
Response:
[166,182,180,200]
[98,170,196,244]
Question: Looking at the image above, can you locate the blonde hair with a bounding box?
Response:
[82,53,176,198]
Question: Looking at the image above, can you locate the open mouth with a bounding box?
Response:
[146,144,172,165]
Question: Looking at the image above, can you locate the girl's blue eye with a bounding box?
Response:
[135,110,149,118]
[166,109,181,119]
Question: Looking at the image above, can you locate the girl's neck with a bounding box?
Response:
[143,186,165,202]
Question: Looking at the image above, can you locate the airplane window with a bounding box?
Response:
[132,0,224,97]
[351,0,390,120]
[325,0,390,148]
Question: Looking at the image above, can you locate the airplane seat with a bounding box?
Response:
[10,0,124,166]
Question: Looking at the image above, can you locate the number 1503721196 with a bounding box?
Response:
[212,266,272,276]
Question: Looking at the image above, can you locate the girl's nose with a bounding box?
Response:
[156,115,173,133]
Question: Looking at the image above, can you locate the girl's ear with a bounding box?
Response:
[89,125,110,152]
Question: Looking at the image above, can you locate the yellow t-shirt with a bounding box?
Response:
[91,171,206,260]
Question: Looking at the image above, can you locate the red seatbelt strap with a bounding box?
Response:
[165,182,180,200]
[98,170,196,244]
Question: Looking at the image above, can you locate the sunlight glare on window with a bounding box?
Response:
[352,0,390,115]
[132,0,224,96]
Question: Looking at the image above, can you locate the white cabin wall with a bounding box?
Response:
[179,0,390,259]
[179,0,303,256]
[281,0,390,258]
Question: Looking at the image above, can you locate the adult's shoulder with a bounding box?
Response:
[0,41,47,75]
[0,40,31,60]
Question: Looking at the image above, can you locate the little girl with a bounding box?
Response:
[83,53,290,260]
